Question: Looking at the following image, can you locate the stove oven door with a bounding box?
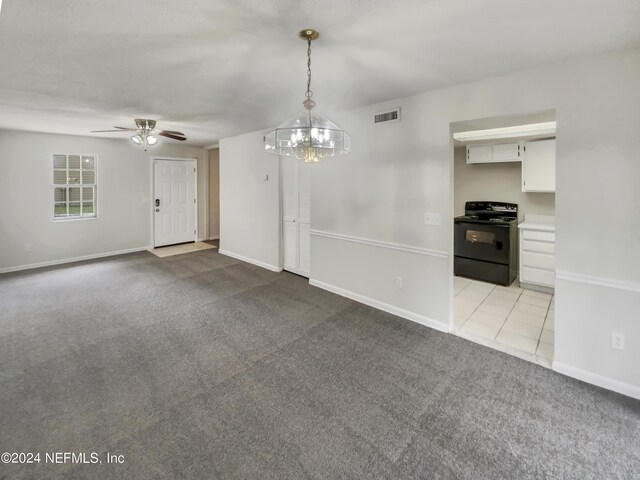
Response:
[454,221,511,264]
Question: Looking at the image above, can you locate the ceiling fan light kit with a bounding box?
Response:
[91,118,186,151]
[264,29,351,163]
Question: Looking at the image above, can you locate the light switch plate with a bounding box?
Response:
[424,212,442,226]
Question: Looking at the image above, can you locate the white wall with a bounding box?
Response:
[219,130,281,271]
[453,146,555,220]
[208,148,220,239]
[221,48,640,398]
[0,129,207,271]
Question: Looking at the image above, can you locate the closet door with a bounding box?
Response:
[281,156,310,277]
[298,163,310,276]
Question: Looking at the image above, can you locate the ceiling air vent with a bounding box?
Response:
[374,108,400,124]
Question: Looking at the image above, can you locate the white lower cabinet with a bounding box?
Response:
[518,221,555,291]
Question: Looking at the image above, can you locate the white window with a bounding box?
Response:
[53,154,97,220]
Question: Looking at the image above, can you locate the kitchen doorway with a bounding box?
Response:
[450,110,556,367]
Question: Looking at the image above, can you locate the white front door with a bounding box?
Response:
[282,155,310,277]
[153,159,196,247]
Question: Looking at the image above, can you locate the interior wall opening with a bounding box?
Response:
[450,109,556,366]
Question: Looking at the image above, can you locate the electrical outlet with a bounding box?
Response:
[611,332,625,350]
[25,243,32,252]
[396,276,403,289]
[424,212,442,226]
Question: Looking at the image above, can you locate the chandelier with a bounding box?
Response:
[264,29,351,163]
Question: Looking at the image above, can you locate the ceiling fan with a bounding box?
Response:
[91,119,186,150]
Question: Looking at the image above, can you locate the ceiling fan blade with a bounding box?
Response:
[113,126,137,130]
[90,129,135,133]
[158,130,185,135]
[158,131,187,141]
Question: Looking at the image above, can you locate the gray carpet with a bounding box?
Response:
[0,247,638,480]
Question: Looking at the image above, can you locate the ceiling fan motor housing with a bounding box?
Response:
[135,119,156,131]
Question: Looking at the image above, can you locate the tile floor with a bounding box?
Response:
[453,276,554,365]
[149,241,217,258]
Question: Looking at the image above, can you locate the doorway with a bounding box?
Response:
[450,111,556,367]
[152,158,197,247]
[281,155,310,277]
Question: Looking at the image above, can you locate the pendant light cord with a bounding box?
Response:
[306,38,313,99]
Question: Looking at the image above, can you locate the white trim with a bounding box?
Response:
[208,235,220,240]
[309,279,450,333]
[205,143,219,150]
[0,246,152,274]
[552,360,640,400]
[204,151,209,244]
[218,249,282,272]
[310,230,449,259]
[555,270,640,293]
[453,122,556,142]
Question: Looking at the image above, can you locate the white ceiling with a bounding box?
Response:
[0,0,639,147]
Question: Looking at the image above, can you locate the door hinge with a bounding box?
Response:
[194,229,196,234]
[193,198,196,204]
[194,167,196,172]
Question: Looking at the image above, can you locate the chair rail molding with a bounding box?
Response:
[310,229,449,259]
[555,270,640,293]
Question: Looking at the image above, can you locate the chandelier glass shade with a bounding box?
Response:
[264,108,351,163]
[264,29,350,163]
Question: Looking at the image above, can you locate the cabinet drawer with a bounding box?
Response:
[521,229,555,242]
[520,266,555,287]
[522,240,555,254]
[522,251,555,270]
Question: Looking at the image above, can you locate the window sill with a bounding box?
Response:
[52,216,98,223]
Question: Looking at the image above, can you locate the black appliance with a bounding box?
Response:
[454,201,518,286]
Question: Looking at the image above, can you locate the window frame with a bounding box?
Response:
[52,153,98,222]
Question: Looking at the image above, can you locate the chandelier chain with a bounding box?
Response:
[306,38,313,99]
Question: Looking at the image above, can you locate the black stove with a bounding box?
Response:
[454,201,518,286]
[455,215,516,224]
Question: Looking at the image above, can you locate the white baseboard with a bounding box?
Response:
[309,279,449,333]
[0,246,153,274]
[208,235,220,240]
[552,360,640,400]
[218,249,282,272]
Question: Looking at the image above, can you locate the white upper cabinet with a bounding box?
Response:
[466,142,521,164]
[522,139,556,192]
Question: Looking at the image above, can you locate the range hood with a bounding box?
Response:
[453,122,556,143]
